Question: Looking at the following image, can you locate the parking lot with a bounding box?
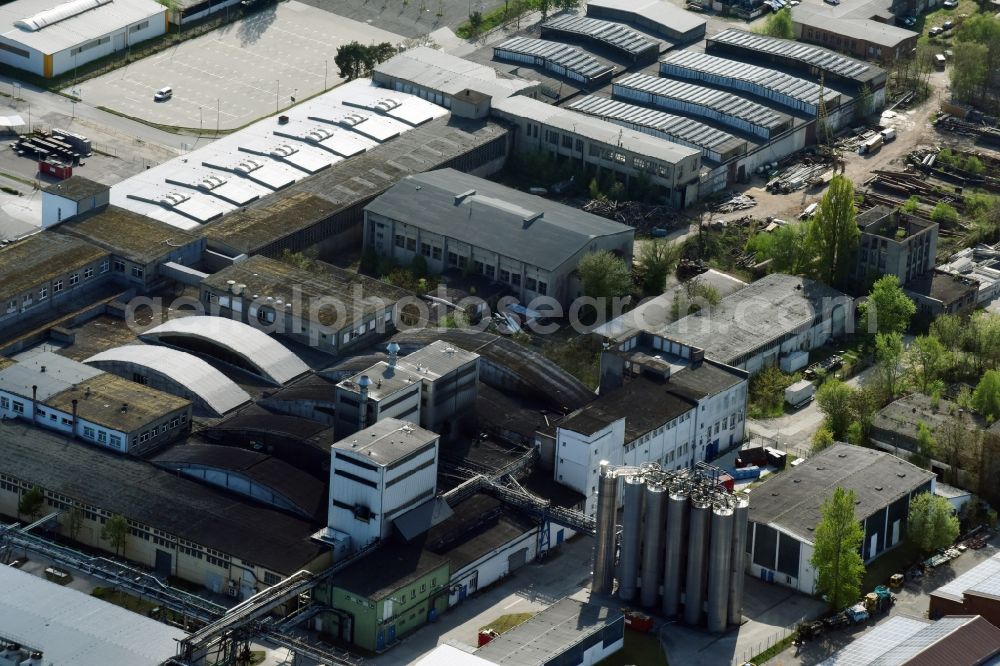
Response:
[72,1,403,131]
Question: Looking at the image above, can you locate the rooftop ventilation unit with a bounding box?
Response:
[196,174,227,190]
[373,98,402,112]
[304,128,333,142]
[16,0,110,31]
[454,189,476,204]
[269,144,297,157]
[158,191,191,207]
[234,159,263,174]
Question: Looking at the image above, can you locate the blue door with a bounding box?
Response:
[707,441,719,460]
[767,570,775,583]
[459,584,467,601]
[556,529,565,545]
[388,625,397,643]
[760,568,768,581]
[376,630,385,651]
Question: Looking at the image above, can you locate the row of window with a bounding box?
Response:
[130,414,187,448]
[7,260,112,314]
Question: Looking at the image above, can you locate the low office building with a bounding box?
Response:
[852,205,938,293]
[0,565,187,666]
[336,340,479,439]
[587,0,706,43]
[0,421,328,595]
[931,553,1000,629]
[364,169,635,308]
[634,273,852,374]
[200,255,411,355]
[56,205,205,290]
[747,444,934,594]
[42,177,109,227]
[904,271,979,319]
[818,614,1000,666]
[793,4,919,64]
[0,0,165,78]
[374,46,539,112]
[938,244,1000,307]
[0,231,111,339]
[491,95,702,208]
[0,351,192,455]
[326,418,440,556]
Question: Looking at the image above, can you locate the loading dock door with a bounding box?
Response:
[508,548,528,572]
[155,549,172,576]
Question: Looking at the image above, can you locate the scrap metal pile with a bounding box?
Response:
[582,198,680,233]
[935,114,1000,146]
[764,162,833,194]
[710,192,756,213]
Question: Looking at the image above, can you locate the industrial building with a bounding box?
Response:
[931,553,1000,629]
[490,95,702,208]
[818,614,1000,666]
[85,344,252,417]
[548,351,747,514]
[587,0,707,44]
[493,37,616,87]
[0,565,187,666]
[0,0,166,78]
[42,176,109,228]
[613,73,794,141]
[475,597,625,665]
[0,421,329,594]
[615,273,852,374]
[852,205,938,293]
[793,4,919,64]
[324,418,440,557]
[938,245,1000,307]
[747,444,934,594]
[540,15,659,64]
[590,463,748,632]
[0,351,192,455]
[363,169,635,308]
[568,96,748,164]
[373,46,539,111]
[904,271,979,319]
[199,254,411,355]
[336,340,479,439]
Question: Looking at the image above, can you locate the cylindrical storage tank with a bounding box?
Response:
[728,495,750,626]
[661,488,689,617]
[591,462,619,596]
[706,504,734,633]
[684,496,711,626]
[618,476,645,602]
[639,483,667,608]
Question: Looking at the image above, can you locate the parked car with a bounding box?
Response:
[153,86,172,102]
[929,26,943,36]
[942,19,954,30]
[943,0,958,7]
[823,0,840,5]
[902,15,917,26]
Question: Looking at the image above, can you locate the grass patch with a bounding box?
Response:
[749,632,797,664]
[748,366,800,419]
[539,333,602,390]
[91,587,159,615]
[481,612,534,634]
[598,629,668,666]
[456,0,543,38]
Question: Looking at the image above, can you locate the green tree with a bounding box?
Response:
[809,175,859,289]
[334,41,368,80]
[577,251,632,300]
[907,334,949,393]
[817,378,854,440]
[846,421,866,446]
[811,487,866,610]
[746,222,815,275]
[849,386,879,443]
[67,505,84,541]
[907,492,960,555]
[901,196,920,214]
[956,14,1000,99]
[859,275,916,335]
[101,514,129,558]
[17,485,43,522]
[911,421,936,468]
[637,239,681,296]
[931,202,959,225]
[973,370,1000,423]
[468,10,484,35]
[757,7,795,38]
[873,332,905,401]
[951,42,989,103]
[812,424,835,452]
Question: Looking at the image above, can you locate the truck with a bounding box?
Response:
[785,379,816,408]
[880,127,896,142]
[860,133,883,155]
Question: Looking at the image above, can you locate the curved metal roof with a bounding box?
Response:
[84,345,251,416]
[141,316,309,385]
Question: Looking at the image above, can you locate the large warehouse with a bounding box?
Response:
[747,444,934,594]
[0,0,166,77]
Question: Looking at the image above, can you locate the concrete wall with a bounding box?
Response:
[448,528,538,607]
[49,13,166,78]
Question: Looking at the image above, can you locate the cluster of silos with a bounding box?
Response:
[591,463,750,633]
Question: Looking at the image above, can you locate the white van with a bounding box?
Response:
[154,87,172,101]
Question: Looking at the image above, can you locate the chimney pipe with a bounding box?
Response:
[71,399,78,438]
[31,385,37,422]
[387,342,400,374]
[358,375,372,431]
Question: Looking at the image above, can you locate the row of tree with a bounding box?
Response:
[334,42,397,81]
[18,486,128,556]
[951,14,1000,112]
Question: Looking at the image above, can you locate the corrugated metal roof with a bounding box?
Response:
[0,565,186,666]
[568,95,747,161]
[541,15,658,57]
[495,37,615,81]
[0,0,164,55]
[614,72,791,130]
[141,315,309,385]
[709,29,878,84]
[661,49,840,110]
[934,552,1000,602]
[0,350,102,401]
[375,46,537,99]
[588,0,706,36]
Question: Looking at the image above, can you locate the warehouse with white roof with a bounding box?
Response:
[0,0,165,77]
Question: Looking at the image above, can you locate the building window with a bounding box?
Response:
[511,273,521,287]
[12,401,24,414]
[432,246,442,261]
[83,267,94,280]
[525,277,537,292]
[537,281,547,295]
[500,269,510,283]
[420,242,431,257]
[100,259,109,273]
[98,431,107,444]
[561,135,572,149]
[485,265,495,280]
[109,434,122,449]
[83,426,95,439]
[264,571,281,586]
[114,260,125,272]
[38,286,47,300]
[406,238,416,251]
[131,266,144,279]
[69,273,80,286]
[395,235,405,248]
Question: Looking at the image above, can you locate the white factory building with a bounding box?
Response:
[0,0,166,78]
[325,418,440,558]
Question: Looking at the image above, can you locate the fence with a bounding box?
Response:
[732,626,795,665]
